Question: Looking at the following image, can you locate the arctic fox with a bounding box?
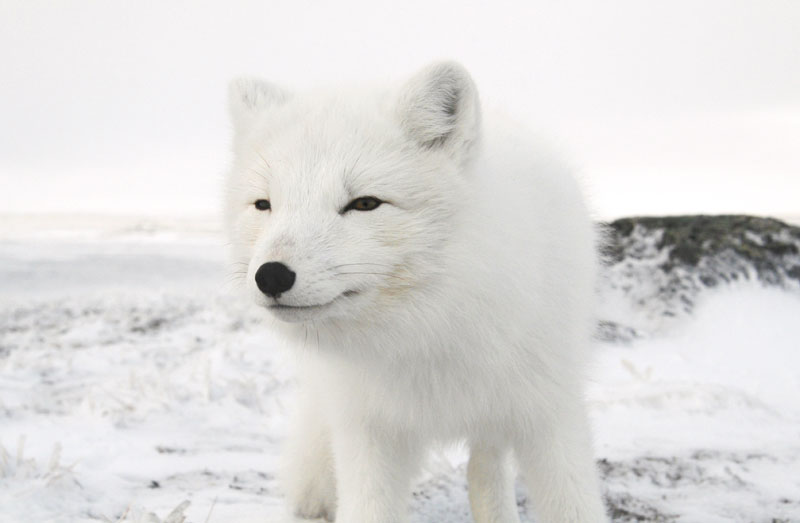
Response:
[225,62,607,522]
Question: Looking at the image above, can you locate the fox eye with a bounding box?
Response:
[343,196,383,212]
[254,199,271,211]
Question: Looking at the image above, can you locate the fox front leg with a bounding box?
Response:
[331,422,421,523]
[515,399,608,523]
[467,442,521,523]
[282,391,337,520]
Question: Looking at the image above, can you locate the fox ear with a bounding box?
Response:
[396,61,481,157]
[228,76,289,136]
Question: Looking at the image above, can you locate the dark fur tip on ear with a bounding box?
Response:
[397,61,481,151]
[228,76,289,135]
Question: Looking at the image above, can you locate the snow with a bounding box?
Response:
[590,286,800,521]
[1,227,799,522]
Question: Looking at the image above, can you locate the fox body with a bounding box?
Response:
[225,62,607,522]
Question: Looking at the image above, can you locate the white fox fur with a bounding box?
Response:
[225,62,607,522]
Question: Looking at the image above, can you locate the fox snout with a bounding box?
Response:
[254,262,296,298]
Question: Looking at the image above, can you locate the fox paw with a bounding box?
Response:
[294,500,334,521]
[290,483,336,521]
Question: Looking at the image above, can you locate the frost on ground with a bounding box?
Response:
[1,223,799,522]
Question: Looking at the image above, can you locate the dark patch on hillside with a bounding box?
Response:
[605,215,800,284]
[598,216,800,331]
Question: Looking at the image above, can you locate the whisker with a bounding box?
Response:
[246,180,268,191]
[255,151,272,172]
[333,271,395,277]
[247,167,270,181]
[310,319,319,351]
[328,262,393,270]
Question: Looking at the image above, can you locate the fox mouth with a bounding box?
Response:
[266,290,359,321]
[269,303,329,311]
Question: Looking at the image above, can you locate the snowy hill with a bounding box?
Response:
[1,215,799,522]
[598,215,800,341]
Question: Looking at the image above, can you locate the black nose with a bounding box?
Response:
[255,262,296,298]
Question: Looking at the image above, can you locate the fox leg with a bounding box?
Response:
[281,393,336,521]
[467,442,521,523]
[514,398,607,523]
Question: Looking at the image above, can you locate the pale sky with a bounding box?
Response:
[1,0,798,219]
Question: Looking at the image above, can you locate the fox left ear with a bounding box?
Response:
[228,76,289,138]
[396,61,481,160]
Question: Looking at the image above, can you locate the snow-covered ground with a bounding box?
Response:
[1,224,799,522]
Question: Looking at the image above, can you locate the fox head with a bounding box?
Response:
[225,62,481,324]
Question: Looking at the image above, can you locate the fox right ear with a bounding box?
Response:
[396,61,481,160]
[228,77,289,136]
